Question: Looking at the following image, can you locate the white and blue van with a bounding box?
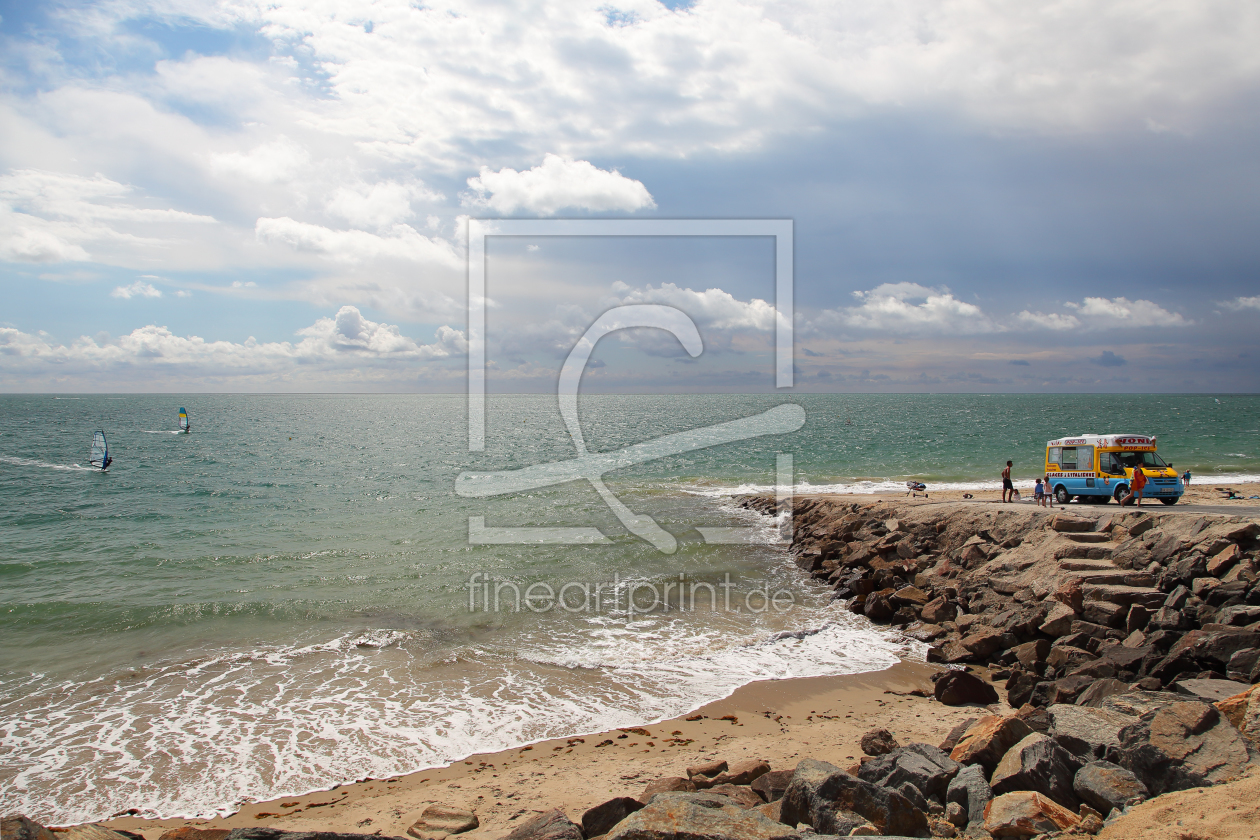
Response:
[1045,434,1183,506]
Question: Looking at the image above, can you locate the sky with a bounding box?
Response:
[1,0,1259,393]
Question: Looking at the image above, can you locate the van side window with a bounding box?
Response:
[1079,446,1094,471]
[1061,447,1077,469]
[1048,447,1061,465]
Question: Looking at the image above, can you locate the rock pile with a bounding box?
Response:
[750,498,1260,709]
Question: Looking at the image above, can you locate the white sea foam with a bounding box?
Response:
[0,602,914,826]
[0,454,96,471]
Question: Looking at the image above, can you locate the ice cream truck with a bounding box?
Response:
[1045,434,1183,506]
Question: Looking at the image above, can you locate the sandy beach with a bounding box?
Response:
[104,661,995,839]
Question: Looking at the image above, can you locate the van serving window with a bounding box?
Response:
[1048,447,1061,465]
[1061,447,1077,469]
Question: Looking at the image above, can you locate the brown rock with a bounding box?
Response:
[960,628,1006,658]
[893,585,929,606]
[1046,645,1094,672]
[1053,515,1094,533]
[0,818,57,840]
[1208,544,1240,576]
[1013,639,1051,667]
[706,784,763,808]
[408,804,480,840]
[1040,603,1076,637]
[859,728,900,756]
[1119,700,1253,794]
[983,791,1079,838]
[935,670,1000,706]
[686,759,728,779]
[950,715,1035,773]
[607,793,796,840]
[922,597,957,624]
[939,718,978,753]
[640,777,697,801]
[504,809,582,840]
[158,831,231,840]
[750,769,795,803]
[582,798,645,838]
[752,801,781,822]
[710,759,771,786]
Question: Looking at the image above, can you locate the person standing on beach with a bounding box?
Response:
[1002,461,1014,503]
[1184,469,1192,488]
[1124,465,1149,506]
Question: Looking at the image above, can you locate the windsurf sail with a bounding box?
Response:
[179,407,190,432]
[89,430,110,470]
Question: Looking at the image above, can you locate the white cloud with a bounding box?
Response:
[1067,296,1192,327]
[0,168,216,264]
[255,217,462,267]
[111,280,163,299]
[612,282,782,331]
[815,282,996,333]
[0,307,466,375]
[1223,295,1260,311]
[1016,311,1080,330]
[465,155,655,215]
[208,136,311,184]
[326,181,441,229]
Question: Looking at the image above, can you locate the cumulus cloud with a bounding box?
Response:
[611,282,782,331]
[325,181,442,229]
[111,280,162,299]
[1090,350,1127,367]
[1223,295,1260,311]
[814,283,996,333]
[465,155,655,215]
[0,307,466,374]
[1067,296,1192,327]
[1018,297,1191,330]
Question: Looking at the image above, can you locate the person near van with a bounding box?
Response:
[1044,475,1055,508]
[1124,466,1149,506]
[1034,478,1045,506]
[1183,470,1192,488]
[1002,461,1014,503]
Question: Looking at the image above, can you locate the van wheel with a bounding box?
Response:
[1054,486,1071,505]
[1114,486,1128,504]
[1161,497,1178,506]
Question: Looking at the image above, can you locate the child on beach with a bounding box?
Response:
[1034,478,1044,506]
[1044,476,1054,508]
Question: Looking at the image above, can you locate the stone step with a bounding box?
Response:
[1053,545,1113,561]
[1058,559,1121,572]
[1070,569,1157,587]
[1081,584,1165,608]
[1062,532,1114,544]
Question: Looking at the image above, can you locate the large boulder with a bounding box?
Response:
[641,778,698,801]
[582,798,646,837]
[934,670,999,706]
[228,832,404,840]
[950,716,1034,774]
[1,818,57,840]
[1072,760,1148,815]
[982,791,1080,838]
[778,758,929,838]
[606,793,798,840]
[408,804,480,840]
[750,770,795,803]
[1117,700,1253,795]
[988,733,1081,812]
[502,810,583,840]
[944,764,992,830]
[857,743,960,803]
[1046,703,1136,761]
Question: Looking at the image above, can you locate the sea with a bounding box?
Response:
[1,393,1257,824]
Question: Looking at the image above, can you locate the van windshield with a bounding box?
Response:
[1112,451,1168,470]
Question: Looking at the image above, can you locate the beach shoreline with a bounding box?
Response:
[102,660,990,840]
